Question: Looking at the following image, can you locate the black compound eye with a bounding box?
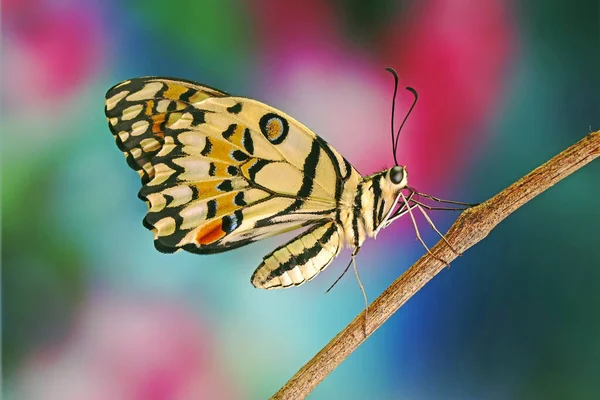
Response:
[389,166,405,184]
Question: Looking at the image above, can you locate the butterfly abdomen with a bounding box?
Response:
[251,221,342,289]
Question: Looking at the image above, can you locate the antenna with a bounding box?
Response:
[394,87,418,162]
[385,68,400,165]
[385,68,418,165]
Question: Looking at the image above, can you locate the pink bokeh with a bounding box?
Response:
[2,0,104,108]
[12,297,236,400]
[383,0,515,187]
[249,0,514,189]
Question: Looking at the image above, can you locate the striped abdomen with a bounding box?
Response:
[251,221,341,289]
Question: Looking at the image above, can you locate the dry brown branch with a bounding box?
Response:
[272,131,600,400]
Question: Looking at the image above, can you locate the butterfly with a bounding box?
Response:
[104,70,469,290]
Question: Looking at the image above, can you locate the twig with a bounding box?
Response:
[272,131,600,399]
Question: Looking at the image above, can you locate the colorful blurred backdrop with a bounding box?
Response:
[3,1,599,399]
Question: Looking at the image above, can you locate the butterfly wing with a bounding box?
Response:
[105,77,229,184]
[105,77,362,254]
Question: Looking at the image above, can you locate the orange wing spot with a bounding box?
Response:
[164,83,188,100]
[207,138,244,163]
[240,158,268,178]
[192,182,221,200]
[151,114,166,135]
[145,100,155,116]
[266,119,283,140]
[240,158,255,177]
[195,219,226,245]
[227,125,247,147]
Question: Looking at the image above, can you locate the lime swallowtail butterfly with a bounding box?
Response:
[104,70,470,289]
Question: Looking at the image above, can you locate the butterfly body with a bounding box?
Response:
[340,170,408,249]
[105,77,409,289]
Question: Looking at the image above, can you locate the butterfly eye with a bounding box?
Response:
[389,166,405,185]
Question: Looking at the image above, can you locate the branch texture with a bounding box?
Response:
[272,131,600,399]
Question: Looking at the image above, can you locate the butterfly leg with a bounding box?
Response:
[414,204,461,256]
[351,254,370,337]
[251,221,342,289]
[325,248,369,336]
[400,193,451,267]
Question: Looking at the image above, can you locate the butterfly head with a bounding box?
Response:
[388,165,408,188]
[366,166,410,239]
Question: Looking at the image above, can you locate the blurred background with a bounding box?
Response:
[2,0,599,399]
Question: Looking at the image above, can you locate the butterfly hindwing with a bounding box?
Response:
[105,77,361,258]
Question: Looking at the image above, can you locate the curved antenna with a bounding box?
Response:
[385,68,400,165]
[393,86,418,162]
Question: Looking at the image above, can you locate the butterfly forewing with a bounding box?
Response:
[105,78,228,183]
[105,78,361,269]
